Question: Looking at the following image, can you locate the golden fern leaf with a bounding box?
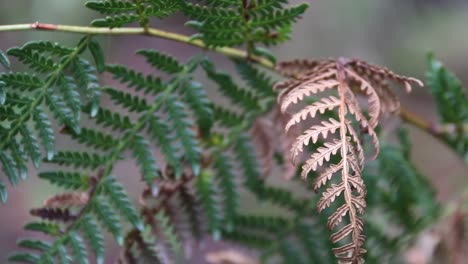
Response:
[275,57,422,263]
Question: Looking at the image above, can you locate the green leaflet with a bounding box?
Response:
[45,151,108,169]
[163,94,201,176]
[426,54,468,160]
[100,177,144,231]
[69,232,89,264]
[131,133,159,185]
[80,216,105,264]
[0,48,10,69]
[212,152,238,227]
[195,171,221,239]
[137,49,184,74]
[87,39,106,73]
[39,171,90,190]
[106,64,165,95]
[92,196,124,245]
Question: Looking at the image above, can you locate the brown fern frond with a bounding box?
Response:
[43,192,89,208]
[275,57,422,263]
[30,207,77,222]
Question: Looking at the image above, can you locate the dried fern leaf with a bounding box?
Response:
[276,57,422,263]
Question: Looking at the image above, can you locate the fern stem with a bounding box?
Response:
[400,106,468,143]
[0,23,274,68]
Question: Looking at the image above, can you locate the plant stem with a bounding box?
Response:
[0,22,274,68]
[1,22,465,145]
[400,106,468,141]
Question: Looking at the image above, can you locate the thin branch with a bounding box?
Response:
[400,106,468,141]
[0,22,274,68]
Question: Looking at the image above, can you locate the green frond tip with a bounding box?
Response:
[163,95,201,176]
[105,64,165,95]
[100,176,144,231]
[88,39,106,73]
[426,54,467,160]
[7,46,56,73]
[85,0,137,14]
[233,59,276,98]
[0,49,10,69]
[69,231,89,264]
[201,59,261,113]
[8,253,40,263]
[24,221,61,236]
[45,151,108,169]
[33,106,55,161]
[80,215,105,264]
[0,72,43,92]
[17,239,51,251]
[213,152,238,227]
[0,182,7,203]
[196,171,222,239]
[131,134,159,185]
[92,196,124,245]
[137,49,184,74]
[38,171,90,190]
[180,80,214,137]
[91,13,139,28]
[0,151,20,186]
[46,92,81,134]
[21,41,74,56]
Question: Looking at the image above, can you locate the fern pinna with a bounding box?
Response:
[0,0,457,263]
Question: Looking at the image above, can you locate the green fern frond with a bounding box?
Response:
[104,87,150,113]
[137,49,184,74]
[92,196,124,245]
[69,231,89,264]
[45,151,108,169]
[180,80,214,136]
[86,0,137,14]
[131,134,159,185]
[23,222,61,236]
[202,59,261,113]
[21,41,74,56]
[0,49,10,69]
[147,114,182,176]
[426,54,468,160]
[100,177,144,231]
[58,246,73,264]
[212,152,238,227]
[46,92,80,134]
[19,126,41,168]
[164,95,201,176]
[80,215,105,264]
[234,59,276,98]
[38,171,90,190]
[33,106,55,160]
[7,47,57,73]
[106,64,165,95]
[70,58,101,117]
[89,107,133,131]
[232,133,262,189]
[0,72,43,92]
[211,104,243,128]
[196,171,222,239]
[65,127,118,151]
[91,13,139,28]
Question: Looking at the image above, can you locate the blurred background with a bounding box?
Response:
[0,0,467,262]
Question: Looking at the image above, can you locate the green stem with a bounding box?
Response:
[0,22,274,69]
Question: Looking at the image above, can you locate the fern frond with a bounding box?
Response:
[39,171,90,190]
[69,231,89,264]
[212,152,238,227]
[131,133,159,185]
[92,196,124,245]
[101,177,144,231]
[164,95,201,175]
[0,72,43,92]
[45,151,107,169]
[64,127,118,151]
[137,49,183,74]
[80,215,105,264]
[276,58,422,263]
[86,0,137,15]
[106,64,164,95]
[196,171,222,238]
